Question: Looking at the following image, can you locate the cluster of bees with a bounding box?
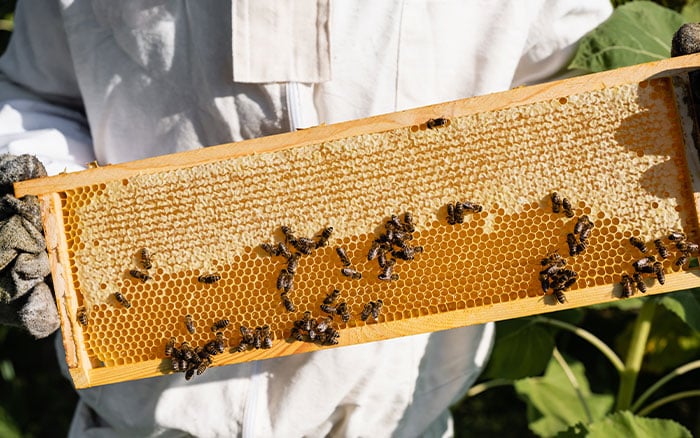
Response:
[360,300,383,322]
[261,225,334,312]
[538,193,594,304]
[164,330,226,381]
[290,311,340,345]
[620,232,699,298]
[367,213,422,281]
[234,325,274,352]
[319,288,352,323]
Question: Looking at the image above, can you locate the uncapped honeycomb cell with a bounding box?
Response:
[48,77,700,373]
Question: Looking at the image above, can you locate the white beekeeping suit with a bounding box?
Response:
[0,1,611,436]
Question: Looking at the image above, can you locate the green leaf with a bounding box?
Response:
[514,355,614,436]
[569,1,686,73]
[658,289,700,332]
[682,0,700,22]
[555,410,692,438]
[482,318,555,380]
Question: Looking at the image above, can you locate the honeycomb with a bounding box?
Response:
[16,72,700,387]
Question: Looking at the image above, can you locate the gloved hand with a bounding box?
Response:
[0,154,58,338]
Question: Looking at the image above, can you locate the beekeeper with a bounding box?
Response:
[0,1,613,436]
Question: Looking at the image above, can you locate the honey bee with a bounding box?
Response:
[360,303,373,321]
[114,292,131,308]
[562,198,574,218]
[341,267,362,279]
[260,242,280,256]
[76,306,88,326]
[258,325,272,349]
[324,289,341,305]
[549,269,577,292]
[198,273,221,284]
[573,215,589,234]
[286,253,300,274]
[277,242,293,260]
[196,357,211,375]
[129,269,150,282]
[633,256,656,272]
[252,327,263,349]
[212,318,230,331]
[403,212,415,233]
[675,252,690,267]
[320,303,337,314]
[165,337,175,357]
[316,316,333,333]
[322,327,340,345]
[653,262,665,285]
[315,226,334,248]
[336,247,352,267]
[632,273,647,294]
[281,226,297,244]
[215,332,228,353]
[277,269,293,292]
[566,233,579,256]
[576,217,594,243]
[240,325,255,345]
[550,192,562,214]
[184,314,195,334]
[426,117,448,129]
[171,357,181,372]
[446,203,456,225]
[293,237,315,255]
[367,240,381,261]
[290,327,304,341]
[461,201,483,213]
[281,291,295,312]
[669,231,687,242]
[235,341,248,353]
[629,236,648,253]
[140,248,153,270]
[371,299,383,320]
[336,302,351,322]
[453,202,465,224]
[392,245,423,261]
[378,260,398,281]
[620,273,634,298]
[654,239,669,259]
[552,289,567,304]
[377,249,388,268]
[179,341,194,360]
[540,251,564,266]
[677,241,700,254]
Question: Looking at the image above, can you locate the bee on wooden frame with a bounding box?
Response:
[76,306,88,326]
[426,117,449,129]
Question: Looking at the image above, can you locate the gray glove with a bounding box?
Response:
[0,153,58,338]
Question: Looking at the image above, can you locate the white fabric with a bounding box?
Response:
[0,1,612,436]
[232,0,331,83]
